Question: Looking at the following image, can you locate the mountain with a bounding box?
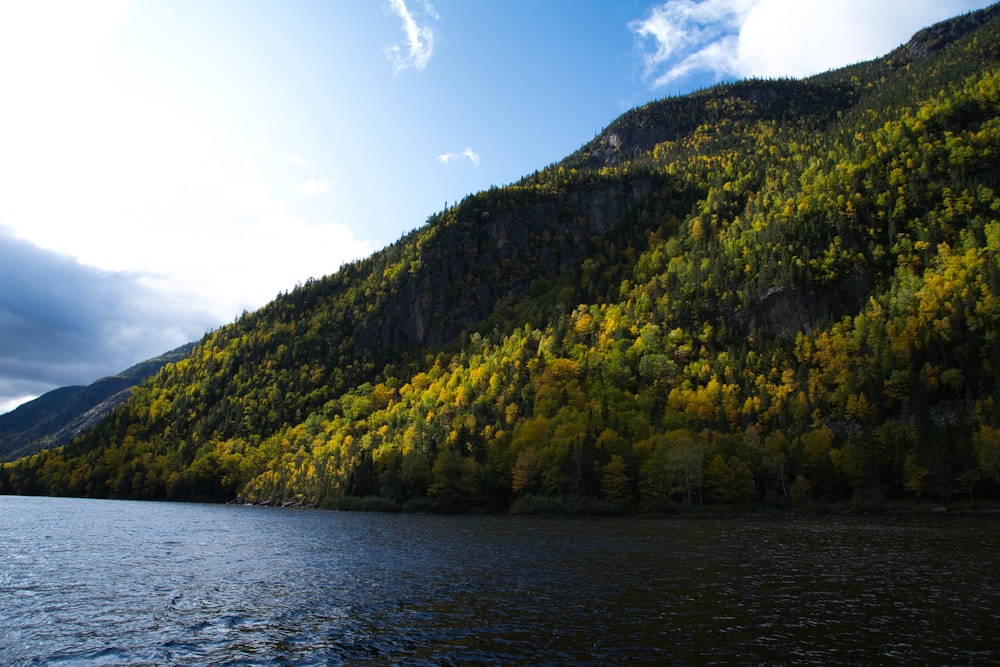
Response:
[4,5,1000,511]
[0,344,194,463]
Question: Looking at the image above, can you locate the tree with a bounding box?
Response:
[428,448,462,505]
[428,448,480,509]
[511,447,541,495]
[600,454,632,506]
[638,436,670,502]
[667,430,704,504]
[790,474,812,504]
[705,454,756,504]
[401,449,431,499]
[761,430,790,500]
[903,451,931,499]
[953,469,980,504]
[975,425,1000,485]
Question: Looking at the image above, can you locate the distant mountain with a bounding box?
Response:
[0,344,194,462]
[4,5,1000,511]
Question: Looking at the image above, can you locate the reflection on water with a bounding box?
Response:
[1,496,999,665]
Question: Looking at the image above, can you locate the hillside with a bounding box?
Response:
[0,344,195,462]
[4,5,1000,511]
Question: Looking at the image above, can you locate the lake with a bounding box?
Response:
[1,496,999,665]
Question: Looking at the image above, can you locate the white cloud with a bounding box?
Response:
[385,0,438,75]
[296,176,331,196]
[438,147,480,167]
[630,0,753,88]
[0,0,374,396]
[631,0,991,89]
[287,153,309,166]
[0,0,128,79]
[0,395,40,415]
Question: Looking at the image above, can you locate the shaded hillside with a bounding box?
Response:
[562,78,857,171]
[0,344,194,462]
[905,3,1000,57]
[5,5,1000,511]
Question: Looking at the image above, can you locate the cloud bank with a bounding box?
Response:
[631,0,989,89]
[0,230,211,413]
[0,1,374,412]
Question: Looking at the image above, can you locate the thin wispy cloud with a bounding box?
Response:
[630,0,753,89]
[438,147,480,167]
[630,0,986,90]
[296,176,330,196]
[287,153,309,166]
[385,0,438,75]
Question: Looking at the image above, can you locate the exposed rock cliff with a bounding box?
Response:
[906,3,1000,58]
[362,175,660,352]
[565,79,856,171]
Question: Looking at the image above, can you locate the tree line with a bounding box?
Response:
[3,15,1000,512]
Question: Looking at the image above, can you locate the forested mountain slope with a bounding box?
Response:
[0,344,194,463]
[4,5,1000,511]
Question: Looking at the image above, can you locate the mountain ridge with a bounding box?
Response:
[4,5,1000,511]
[0,344,194,462]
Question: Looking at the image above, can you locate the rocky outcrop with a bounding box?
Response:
[906,3,1000,58]
[359,175,660,354]
[735,271,872,339]
[740,286,816,338]
[565,79,856,171]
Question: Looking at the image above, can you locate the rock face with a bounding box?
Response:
[0,343,194,461]
[360,175,660,354]
[565,79,856,171]
[906,4,1000,58]
[744,286,816,338]
[357,81,881,357]
[734,269,872,339]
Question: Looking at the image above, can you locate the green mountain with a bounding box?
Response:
[0,344,194,463]
[5,5,1000,511]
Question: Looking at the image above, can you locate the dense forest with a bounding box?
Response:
[5,6,1000,513]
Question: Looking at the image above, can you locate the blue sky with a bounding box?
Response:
[0,0,992,413]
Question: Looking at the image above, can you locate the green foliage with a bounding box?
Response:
[5,8,1000,512]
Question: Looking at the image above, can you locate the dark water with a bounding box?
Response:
[2,497,999,666]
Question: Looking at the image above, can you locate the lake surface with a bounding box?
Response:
[1,496,999,666]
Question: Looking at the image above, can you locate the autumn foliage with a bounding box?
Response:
[4,8,1000,512]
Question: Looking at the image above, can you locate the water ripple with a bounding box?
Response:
[2,499,1000,665]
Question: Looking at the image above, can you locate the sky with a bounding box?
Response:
[0,0,993,414]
